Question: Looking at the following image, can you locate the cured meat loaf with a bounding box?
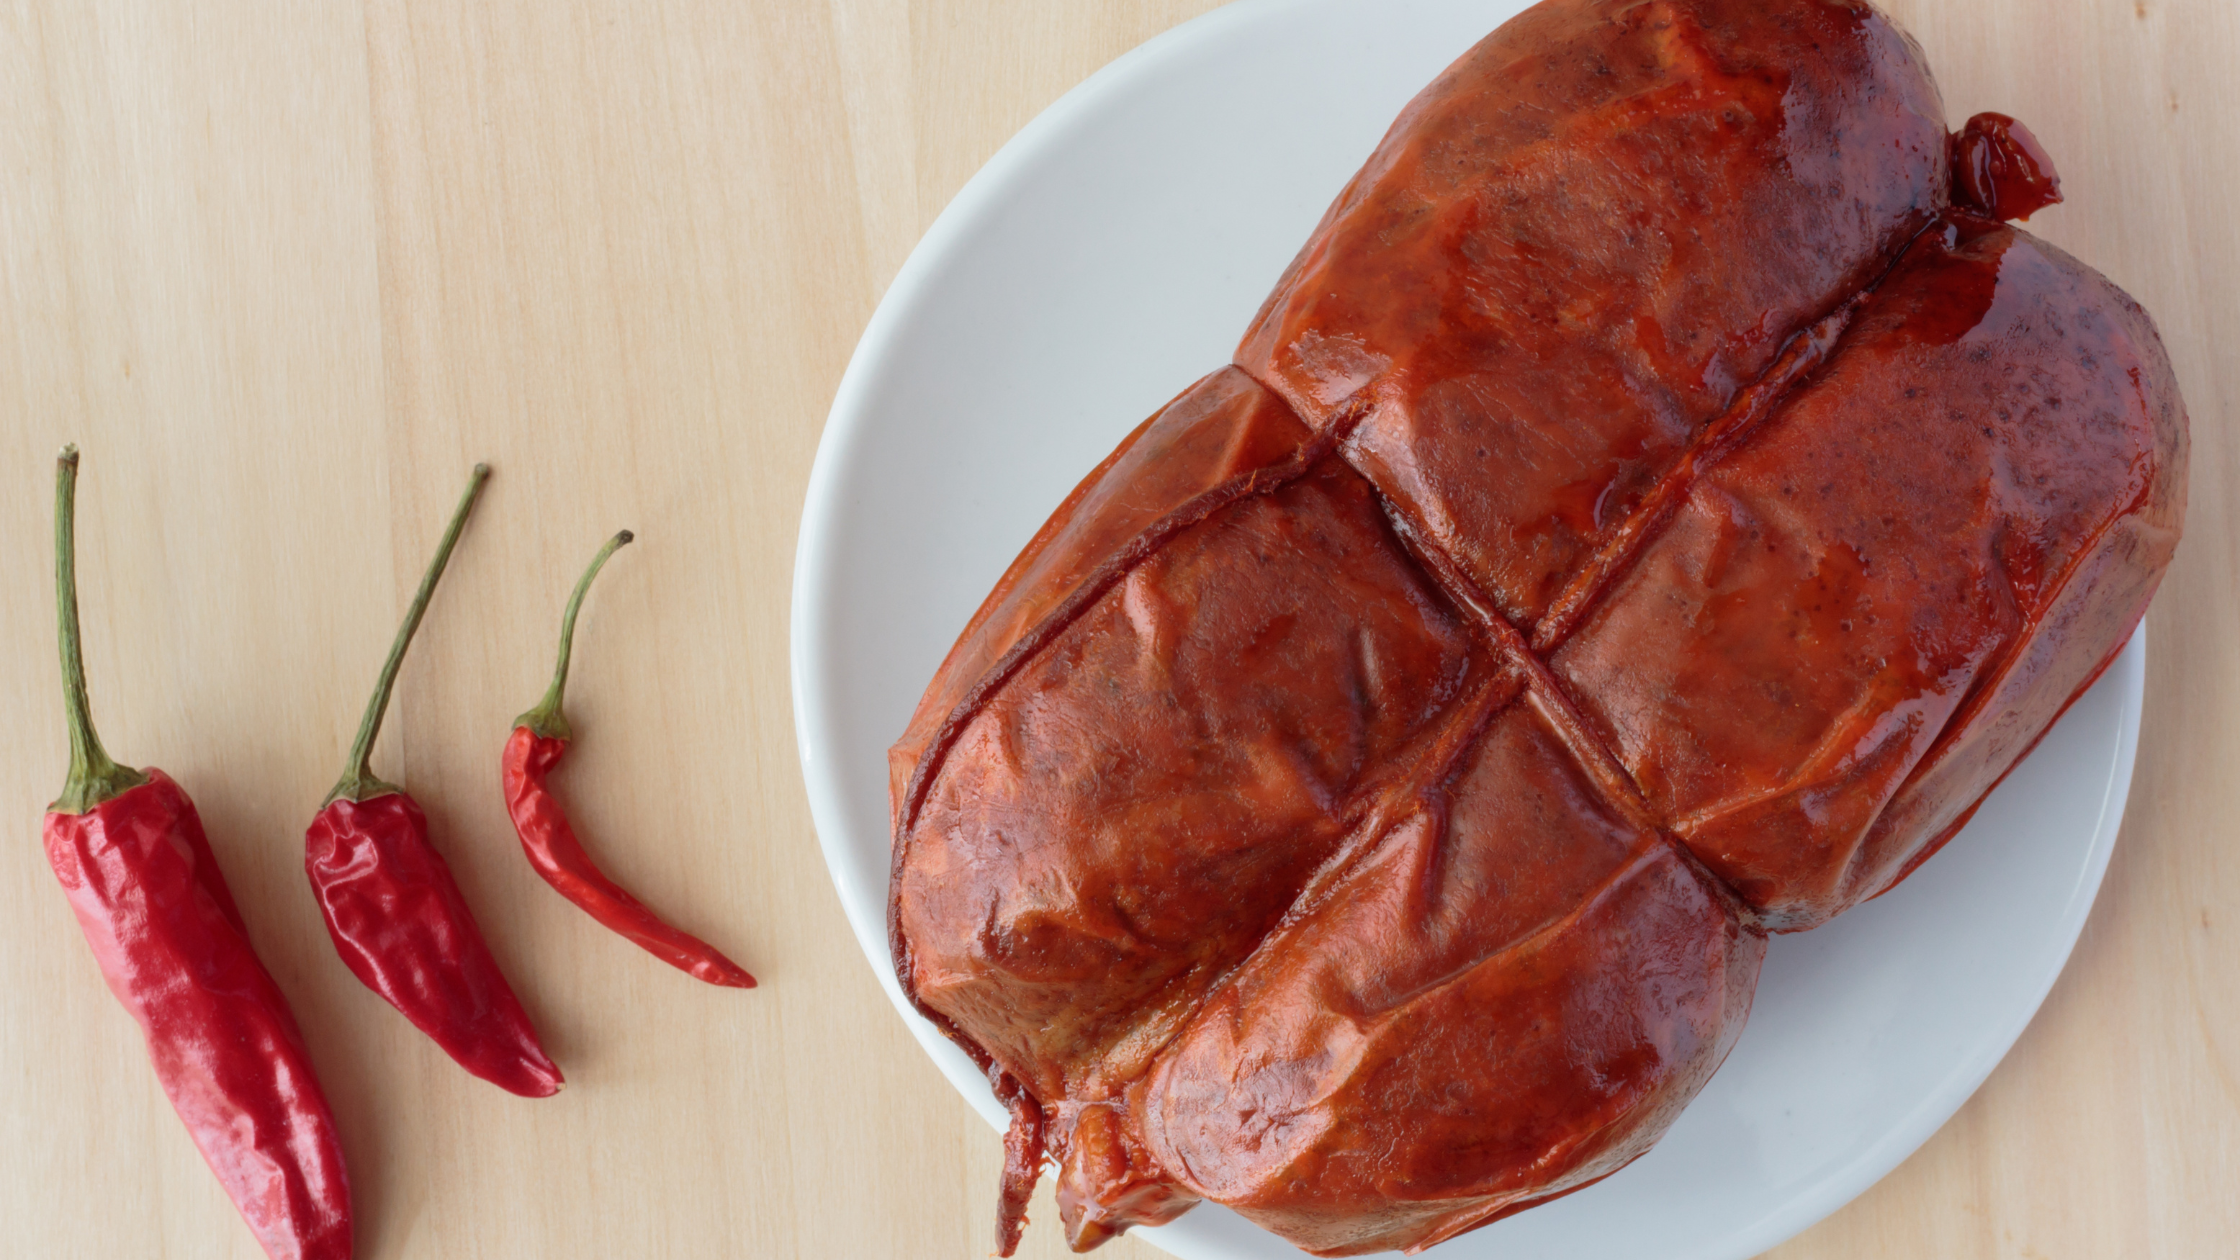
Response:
[887,0,2189,1253]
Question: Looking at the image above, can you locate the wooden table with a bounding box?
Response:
[2,2,2232,1256]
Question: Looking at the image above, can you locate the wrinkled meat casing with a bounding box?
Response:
[887,0,2188,1254]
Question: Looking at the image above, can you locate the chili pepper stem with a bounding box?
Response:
[50,446,149,815]
[515,530,634,742]
[325,463,491,806]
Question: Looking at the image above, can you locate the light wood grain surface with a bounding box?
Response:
[1,2,2232,1257]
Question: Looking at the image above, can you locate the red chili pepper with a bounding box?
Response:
[304,465,563,1097]
[42,447,353,1260]
[503,531,756,988]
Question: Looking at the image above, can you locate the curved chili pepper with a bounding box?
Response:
[305,465,563,1097]
[42,447,353,1260]
[503,531,756,988]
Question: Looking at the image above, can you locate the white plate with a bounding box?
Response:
[790,1,2145,1255]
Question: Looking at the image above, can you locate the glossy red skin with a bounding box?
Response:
[1950,112,2063,222]
[1555,217,2186,928]
[502,726,756,988]
[45,771,353,1260]
[305,790,563,1097]
[889,0,2188,1253]
[1238,0,1951,629]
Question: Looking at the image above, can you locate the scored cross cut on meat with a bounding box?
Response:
[1553,219,2184,929]
[885,0,2188,1255]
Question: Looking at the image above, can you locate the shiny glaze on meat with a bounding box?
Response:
[887,0,2187,1253]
